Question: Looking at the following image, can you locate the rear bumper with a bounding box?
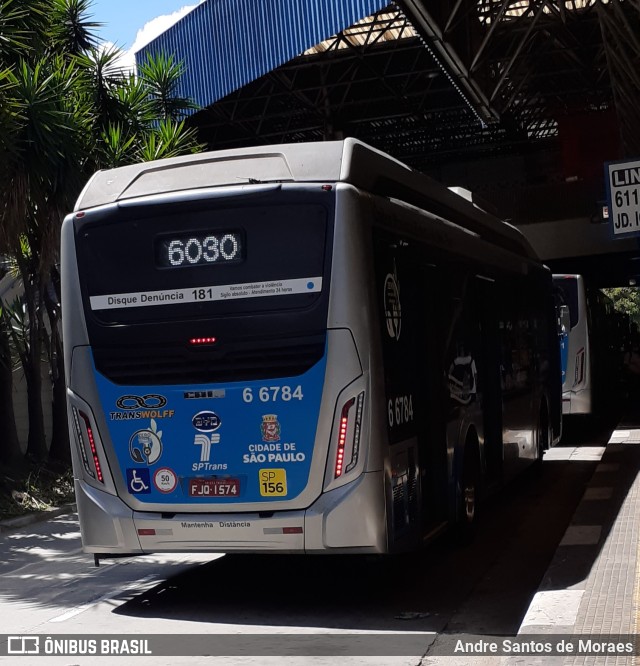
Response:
[75,470,386,555]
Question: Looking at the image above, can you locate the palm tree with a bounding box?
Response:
[0,306,21,465]
[137,52,198,121]
[49,0,99,56]
[78,47,202,170]
[0,0,202,465]
[0,0,49,67]
[0,53,90,461]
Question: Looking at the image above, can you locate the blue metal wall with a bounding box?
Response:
[136,0,389,112]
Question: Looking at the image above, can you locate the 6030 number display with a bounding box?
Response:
[156,231,243,268]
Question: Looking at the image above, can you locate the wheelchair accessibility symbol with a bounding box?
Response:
[126,468,151,494]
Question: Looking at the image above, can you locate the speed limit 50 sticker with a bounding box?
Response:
[259,468,287,497]
[154,467,178,493]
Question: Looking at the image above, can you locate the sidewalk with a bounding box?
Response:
[512,426,640,664]
[0,503,77,534]
[2,428,639,664]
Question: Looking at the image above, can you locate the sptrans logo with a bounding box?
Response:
[192,433,227,472]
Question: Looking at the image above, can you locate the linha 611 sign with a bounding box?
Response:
[606,159,640,237]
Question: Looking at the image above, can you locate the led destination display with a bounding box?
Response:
[156,231,243,268]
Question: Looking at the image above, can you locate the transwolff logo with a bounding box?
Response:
[111,394,174,421]
[117,394,167,409]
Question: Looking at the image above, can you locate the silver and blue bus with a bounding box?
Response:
[61,140,561,558]
[553,274,627,417]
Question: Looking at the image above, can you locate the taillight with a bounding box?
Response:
[346,392,364,473]
[335,399,354,478]
[71,407,92,479]
[334,392,365,478]
[71,407,104,483]
[189,337,216,346]
[574,347,585,385]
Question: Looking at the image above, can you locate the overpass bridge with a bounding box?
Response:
[137,0,640,286]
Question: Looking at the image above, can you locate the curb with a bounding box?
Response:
[516,432,640,636]
[0,503,77,534]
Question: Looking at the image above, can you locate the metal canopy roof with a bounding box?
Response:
[183,8,491,155]
[138,0,640,226]
[136,0,390,109]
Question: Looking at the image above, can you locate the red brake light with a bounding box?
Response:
[80,411,104,483]
[335,398,355,478]
[334,393,365,479]
[189,337,217,346]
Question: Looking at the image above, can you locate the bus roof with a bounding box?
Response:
[74,139,537,260]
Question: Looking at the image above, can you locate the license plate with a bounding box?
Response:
[188,478,240,497]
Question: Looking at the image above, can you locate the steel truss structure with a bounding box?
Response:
[190,0,640,176]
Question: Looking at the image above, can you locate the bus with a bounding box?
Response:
[553,274,627,417]
[61,139,561,558]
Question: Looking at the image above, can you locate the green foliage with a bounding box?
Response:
[602,287,640,325]
[0,1,202,232]
[138,118,203,162]
[2,298,30,357]
[49,0,99,56]
[0,305,18,371]
[73,44,201,171]
[138,51,199,120]
[75,46,134,135]
[0,463,74,518]
[0,0,49,66]
[0,0,203,471]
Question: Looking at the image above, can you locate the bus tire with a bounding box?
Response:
[455,434,480,545]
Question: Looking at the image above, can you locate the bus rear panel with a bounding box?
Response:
[63,182,387,554]
[62,140,560,557]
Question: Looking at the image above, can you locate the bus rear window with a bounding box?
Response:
[75,201,329,325]
[553,277,579,330]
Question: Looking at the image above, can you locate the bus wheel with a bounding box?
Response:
[455,437,480,544]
